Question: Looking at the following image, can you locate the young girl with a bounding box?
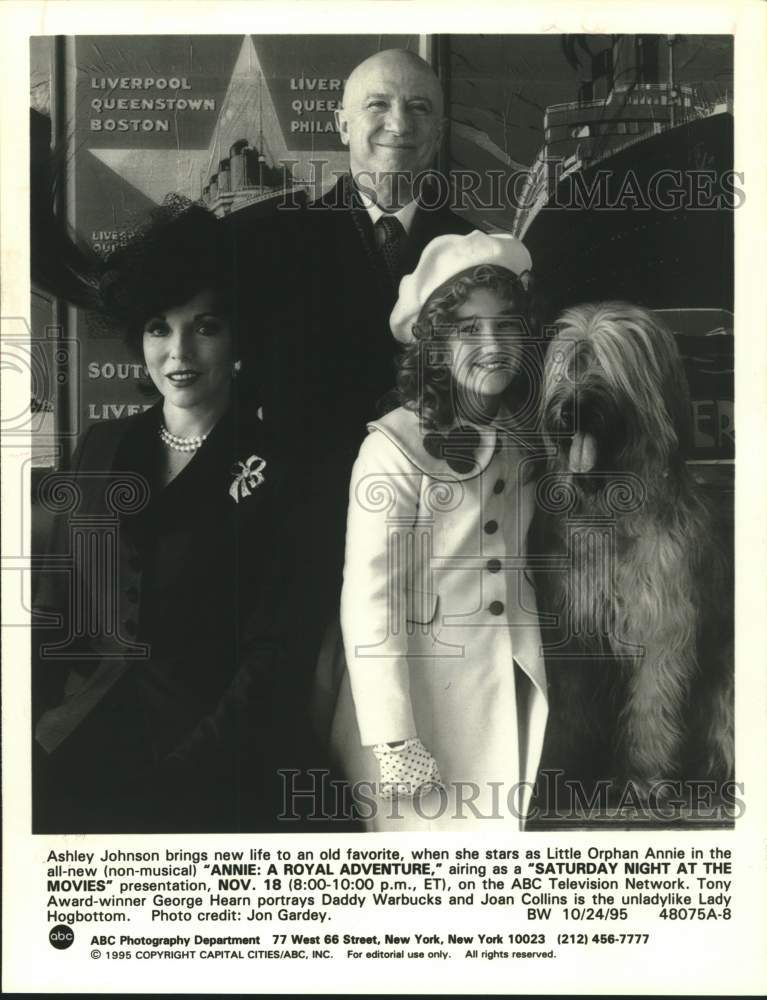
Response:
[328,230,548,830]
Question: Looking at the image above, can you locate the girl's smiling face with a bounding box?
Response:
[142,288,234,414]
[448,288,527,403]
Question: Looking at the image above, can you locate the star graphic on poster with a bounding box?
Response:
[87,147,212,203]
[85,35,349,205]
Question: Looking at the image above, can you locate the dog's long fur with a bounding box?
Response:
[532,303,733,795]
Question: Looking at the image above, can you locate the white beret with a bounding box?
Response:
[390,230,533,344]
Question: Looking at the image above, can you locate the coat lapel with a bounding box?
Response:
[313,174,393,306]
[405,185,473,271]
[74,404,161,518]
[317,174,473,301]
[155,401,271,520]
[368,407,499,482]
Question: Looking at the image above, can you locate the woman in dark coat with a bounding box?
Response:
[32,202,313,833]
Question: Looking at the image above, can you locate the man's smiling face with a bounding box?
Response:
[335,50,444,196]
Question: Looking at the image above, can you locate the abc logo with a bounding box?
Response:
[49,924,75,950]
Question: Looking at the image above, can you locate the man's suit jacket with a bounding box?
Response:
[277,174,470,449]
[230,174,473,641]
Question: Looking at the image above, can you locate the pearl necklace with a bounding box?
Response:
[159,424,209,453]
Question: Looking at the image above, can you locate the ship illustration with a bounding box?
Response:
[200,136,308,217]
[200,61,314,218]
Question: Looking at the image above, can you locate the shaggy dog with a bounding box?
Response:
[531,303,733,804]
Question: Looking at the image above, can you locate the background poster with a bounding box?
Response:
[3,1,767,995]
[31,33,416,456]
[28,31,736,467]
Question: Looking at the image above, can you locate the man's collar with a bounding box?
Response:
[354,183,418,235]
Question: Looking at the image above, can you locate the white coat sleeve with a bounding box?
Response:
[340,429,422,746]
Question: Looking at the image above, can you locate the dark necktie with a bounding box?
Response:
[375,215,406,287]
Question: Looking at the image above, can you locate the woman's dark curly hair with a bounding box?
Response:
[30,126,236,363]
[396,263,541,430]
[98,196,238,360]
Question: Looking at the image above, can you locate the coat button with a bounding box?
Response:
[486,558,501,573]
[489,601,505,616]
[484,519,498,534]
[493,479,505,494]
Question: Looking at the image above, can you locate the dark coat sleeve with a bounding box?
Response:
[32,423,119,716]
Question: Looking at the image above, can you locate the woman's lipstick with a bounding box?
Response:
[166,369,200,386]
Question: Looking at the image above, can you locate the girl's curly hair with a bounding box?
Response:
[396,263,541,430]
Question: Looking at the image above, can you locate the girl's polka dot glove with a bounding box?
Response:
[372,738,443,799]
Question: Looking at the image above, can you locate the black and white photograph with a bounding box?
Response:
[2,1,766,995]
[26,29,737,833]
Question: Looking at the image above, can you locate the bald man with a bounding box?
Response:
[335,48,447,214]
[230,50,471,748]
[294,50,470,425]
[234,49,469,425]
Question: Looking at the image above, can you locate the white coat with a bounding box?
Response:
[328,405,548,830]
